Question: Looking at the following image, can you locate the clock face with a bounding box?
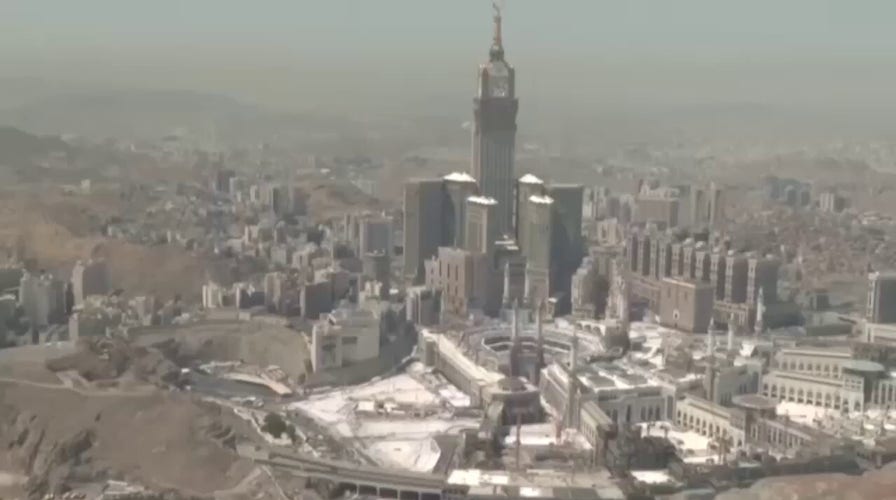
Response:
[489,76,509,97]
[486,61,511,98]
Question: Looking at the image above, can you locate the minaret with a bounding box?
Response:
[705,318,717,403]
[472,1,518,235]
[502,261,512,307]
[536,300,545,365]
[620,265,631,335]
[510,299,521,377]
[754,287,766,336]
[727,315,735,352]
[567,330,579,429]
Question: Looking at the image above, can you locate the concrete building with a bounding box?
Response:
[358,214,394,257]
[202,282,225,309]
[425,247,494,317]
[19,271,65,328]
[443,172,479,248]
[0,294,14,344]
[301,279,334,320]
[419,329,540,415]
[747,256,780,305]
[71,259,109,308]
[500,250,527,308]
[515,174,545,257]
[403,179,447,284]
[707,182,723,228]
[361,251,391,296]
[0,266,24,295]
[406,287,441,326]
[464,196,499,258]
[547,183,585,299]
[688,182,724,229]
[471,9,518,235]
[310,303,382,372]
[723,253,748,303]
[523,194,555,304]
[635,189,680,229]
[658,277,714,333]
[710,251,727,301]
[571,257,603,319]
[690,187,707,228]
[819,191,847,213]
[867,272,896,324]
[263,272,285,312]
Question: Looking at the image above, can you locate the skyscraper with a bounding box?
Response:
[472,4,518,236]
[403,179,446,284]
[524,194,555,304]
[867,272,896,324]
[515,174,545,259]
[443,172,479,248]
[465,196,499,258]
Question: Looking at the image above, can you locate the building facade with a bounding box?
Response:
[471,9,518,235]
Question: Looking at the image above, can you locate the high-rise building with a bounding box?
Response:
[516,174,545,255]
[724,253,748,303]
[546,184,584,269]
[443,172,479,247]
[635,189,680,229]
[747,256,779,305]
[403,179,447,284]
[708,182,723,228]
[425,247,495,316]
[867,272,896,324]
[690,187,707,227]
[524,195,555,303]
[472,6,518,235]
[358,214,394,257]
[681,242,697,280]
[710,251,727,301]
[465,196,499,258]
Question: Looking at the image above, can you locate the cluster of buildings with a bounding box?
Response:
[625,227,782,333]
[402,20,586,321]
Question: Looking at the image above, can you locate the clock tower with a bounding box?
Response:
[472,3,518,236]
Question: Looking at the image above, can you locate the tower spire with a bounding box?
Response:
[492,1,503,49]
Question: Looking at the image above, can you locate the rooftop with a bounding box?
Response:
[518,173,544,185]
[842,359,886,373]
[443,171,477,183]
[733,394,778,410]
[467,195,498,206]
[529,194,554,205]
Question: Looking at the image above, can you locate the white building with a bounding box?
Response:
[310,303,382,372]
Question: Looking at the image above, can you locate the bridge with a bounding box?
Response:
[238,444,463,500]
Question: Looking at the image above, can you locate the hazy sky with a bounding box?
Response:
[3,0,896,115]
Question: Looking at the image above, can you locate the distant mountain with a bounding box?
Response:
[0,126,71,167]
[0,89,263,141]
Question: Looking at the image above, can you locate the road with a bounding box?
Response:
[0,377,157,398]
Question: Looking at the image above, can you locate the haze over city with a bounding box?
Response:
[5,1,896,123]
